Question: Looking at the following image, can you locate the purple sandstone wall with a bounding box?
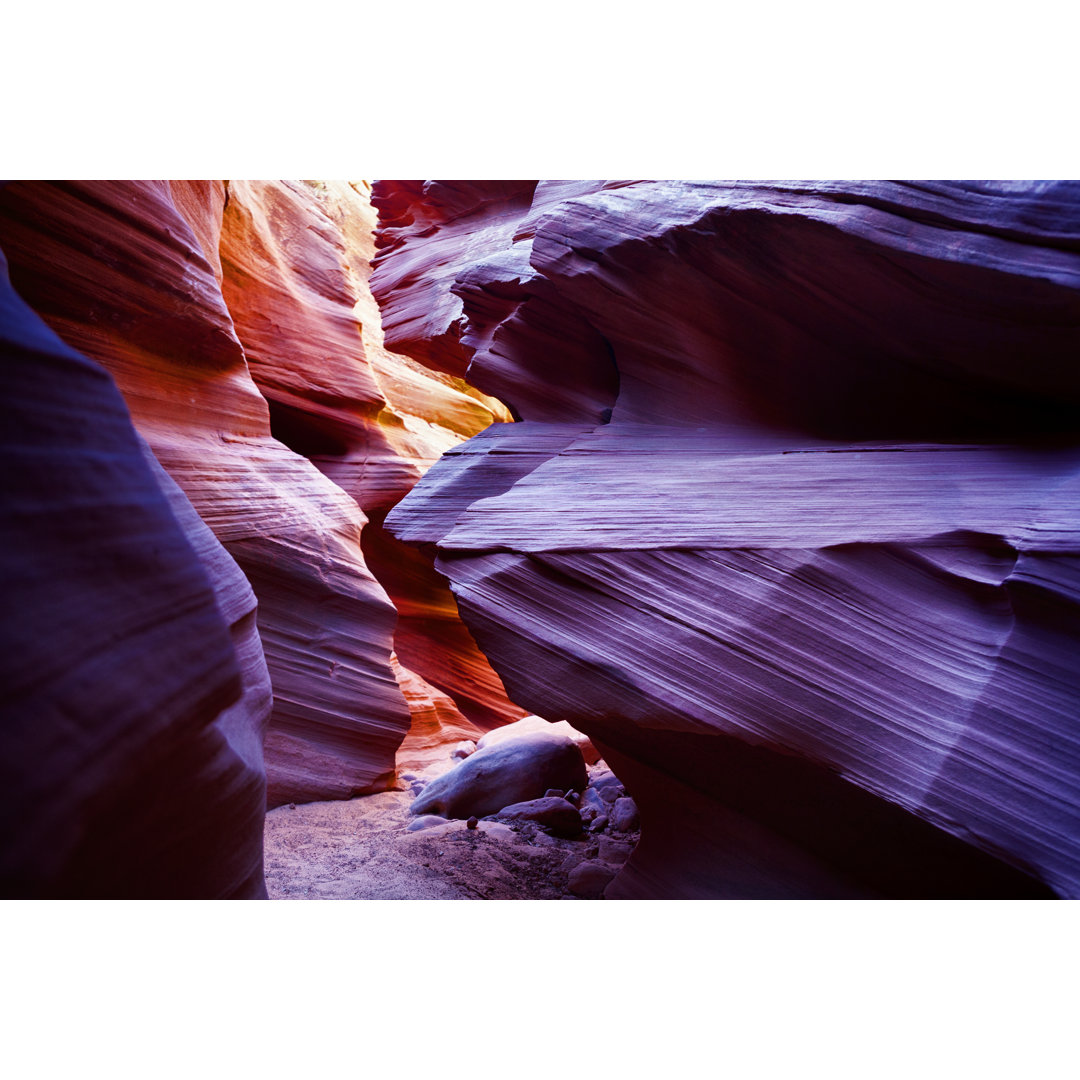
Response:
[375,180,1080,899]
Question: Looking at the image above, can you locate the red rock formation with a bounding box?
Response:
[373,180,621,423]
[0,180,407,806]
[378,180,1080,899]
[392,659,485,775]
[218,179,524,734]
[372,181,539,379]
[0,179,526,819]
[0,248,269,898]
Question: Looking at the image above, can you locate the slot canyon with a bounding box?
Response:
[1,179,1078,900]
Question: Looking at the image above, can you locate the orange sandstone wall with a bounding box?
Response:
[218,181,526,740]
[0,180,520,810]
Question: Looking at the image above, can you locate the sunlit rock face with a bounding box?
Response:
[219,180,525,734]
[373,180,620,423]
[0,179,524,816]
[378,180,1080,899]
[0,180,407,806]
[392,658,485,775]
[0,250,269,898]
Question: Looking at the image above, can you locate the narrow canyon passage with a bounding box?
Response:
[0,179,639,899]
[2,179,1079,900]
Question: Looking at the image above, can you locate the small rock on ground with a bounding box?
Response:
[591,771,626,805]
[493,796,583,837]
[610,797,640,832]
[568,861,617,899]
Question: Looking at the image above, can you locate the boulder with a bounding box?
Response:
[610,797,640,833]
[476,715,601,765]
[568,861,616,899]
[578,788,606,820]
[494,797,583,837]
[591,771,626,805]
[409,731,587,820]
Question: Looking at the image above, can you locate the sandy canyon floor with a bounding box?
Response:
[264,786,638,900]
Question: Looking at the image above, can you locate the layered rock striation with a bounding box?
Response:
[0,248,270,898]
[0,180,407,805]
[377,180,1080,899]
[218,180,523,736]
[0,180,522,824]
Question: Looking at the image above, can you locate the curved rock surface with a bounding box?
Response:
[219,180,524,736]
[493,797,583,837]
[392,656,486,775]
[0,180,408,805]
[476,714,600,765]
[379,180,1080,899]
[410,732,588,820]
[0,249,269,898]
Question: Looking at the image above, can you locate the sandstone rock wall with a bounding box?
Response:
[377,180,1080,899]
[219,180,524,735]
[0,248,270,898]
[0,180,522,825]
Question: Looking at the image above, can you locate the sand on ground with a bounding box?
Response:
[264,788,637,900]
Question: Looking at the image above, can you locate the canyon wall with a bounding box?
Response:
[0,247,270,898]
[0,180,523,894]
[217,180,524,741]
[375,180,1080,899]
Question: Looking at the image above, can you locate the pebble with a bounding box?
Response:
[467,816,479,830]
[610,797,640,833]
[544,788,565,799]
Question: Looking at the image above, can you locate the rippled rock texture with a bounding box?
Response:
[217,180,523,736]
[0,181,521,824]
[0,248,270,898]
[377,180,1080,899]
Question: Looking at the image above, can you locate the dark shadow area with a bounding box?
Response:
[586,718,1057,899]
